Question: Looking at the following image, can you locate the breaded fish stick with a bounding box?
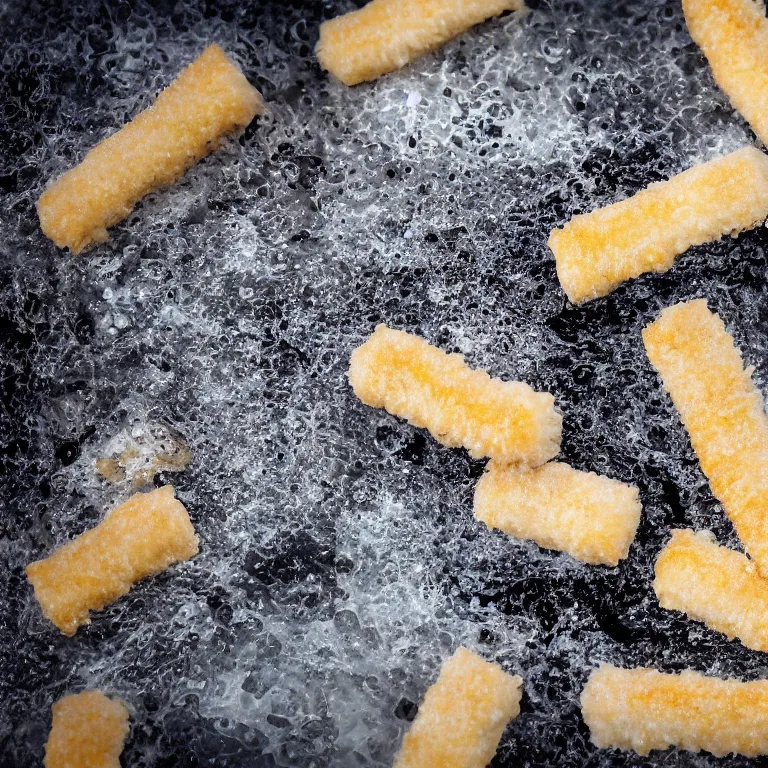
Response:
[548,147,768,303]
[393,647,522,768]
[643,300,768,577]
[683,0,768,147]
[581,664,768,757]
[38,43,263,253]
[349,325,561,466]
[316,0,523,86]
[45,691,129,768]
[474,461,641,566]
[26,486,198,636]
[654,528,768,653]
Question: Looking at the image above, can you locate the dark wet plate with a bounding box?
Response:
[1,0,768,766]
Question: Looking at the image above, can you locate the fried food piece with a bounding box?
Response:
[683,0,768,147]
[581,664,768,757]
[45,691,129,768]
[96,422,192,488]
[349,325,562,466]
[654,528,768,653]
[26,486,198,636]
[393,647,522,768]
[38,43,263,253]
[474,461,641,566]
[643,299,768,577]
[316,0,523,86]
[548,147,768,303]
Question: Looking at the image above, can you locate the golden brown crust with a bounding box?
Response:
[26,486,198,635]
[37,43,263,253]
[44,691,129,768]
[393,647,522,768]
[643,300,768,577]
[549,147,768,303]
[474,461,641,565]
[683,0,768,147]
[581,664,768,757]
[349,325,561,465]
[316,0,524,86]
[654,528,768,652]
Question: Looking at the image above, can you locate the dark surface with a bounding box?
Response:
[2,0,768,765]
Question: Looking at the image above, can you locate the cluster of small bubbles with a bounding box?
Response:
[3,0,768,766]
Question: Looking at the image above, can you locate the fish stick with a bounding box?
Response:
[654,528,768,653]
[643,299,768,577]
[45,690,129,768]
[581,664,768,757]
[38,43,263,253]
[26,486,198,636]
[349,324,562,466]
[316,0,523,86]
[683,0,768,147]
[474,461,641,566]
[548,146,768,304]
[393,647,522,768]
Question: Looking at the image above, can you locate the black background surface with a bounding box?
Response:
[2,0,768,765]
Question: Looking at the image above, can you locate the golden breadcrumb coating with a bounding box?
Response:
[548,147,768,303]
[654,528,768,653]
[474,461,641,566]
[683,0,768,147]
[38,43,263,253]
[316,0,523,86]
[643,299,768,578]
[26,486,198,636]
[581,664,768,757]
[349,324,562,466]
[393,647,522,768]
[44,691,129,768]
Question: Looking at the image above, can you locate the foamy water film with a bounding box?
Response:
[2,0,768,765]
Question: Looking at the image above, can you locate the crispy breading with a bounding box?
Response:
[44,691,129,768]
[654,528,768,653]
[26,486,198,636]
[38,44,263,253]
[643,299,768,577]
[393,647,522,768]
[683,0,768,147]
[316,0,523,86]
[548,147,768,303]
[474,461,641,565]
[581,664,768,757]
[349,324,561,466]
